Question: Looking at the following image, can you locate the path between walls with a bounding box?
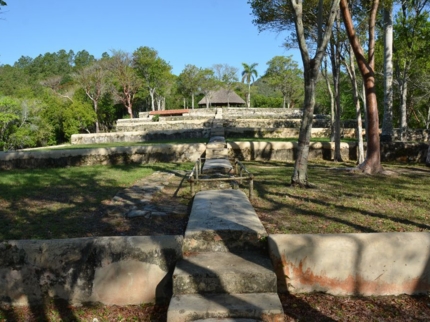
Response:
[166,118,284,321]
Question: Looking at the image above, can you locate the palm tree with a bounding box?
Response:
[241,63,258,108]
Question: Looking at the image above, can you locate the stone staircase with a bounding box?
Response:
[166,119,284,321]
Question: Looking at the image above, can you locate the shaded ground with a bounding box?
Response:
[2,161,430,321]
[2,293,430,321]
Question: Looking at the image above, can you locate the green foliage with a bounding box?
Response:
[252,94,283,107]
[0,97,55,150]
[152,114,160,122]
[264,55,303,108]
[63,99,96,139]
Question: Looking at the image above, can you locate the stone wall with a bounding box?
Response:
[225,127,356,139]
[0,144,206,170]
[71,129,210,145]
[269,233,430,296]
[0,236,182,306]
[228,141,356,162]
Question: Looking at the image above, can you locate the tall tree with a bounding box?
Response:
[212,64,239,107]
[132,47,172,111]
[264,55,303,109]
[73,61,109,133]
[199,69,219,109]
[108,50,140,118]
[381,2,394,142]
[177,64,201,109]
[250,0,340,186]
[340,0,383,174]
[393,0,430,140]
[241,62,259,107]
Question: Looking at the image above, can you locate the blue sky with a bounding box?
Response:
[0,0,301,77]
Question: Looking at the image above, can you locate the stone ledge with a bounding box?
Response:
[269,232,430,296]
[0,236,183,306]
[0,144,206,170]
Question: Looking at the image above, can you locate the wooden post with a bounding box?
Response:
[249,174,254,199]
[235,158,239,175]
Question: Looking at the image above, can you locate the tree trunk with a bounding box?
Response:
[344,44,365,164]
[399,75,408,141]
[283,95,287,109]
[330,14,342,162]
[248,83,251,108]
[94,100,99,133]
[340,0,383,174]
[291,70,317,186]
[192,93,195,109]
[381,5,394,142]
[426,105,430,130]
[290,0,340,186]
[322,58,335,141]
[149,88,156,111]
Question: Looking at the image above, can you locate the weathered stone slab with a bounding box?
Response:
[202,159,233,174]
[167,293,284,322]
[207,136,226,149]
[269,232,430,296]
[183,190,267,252]
[206,148,229,159]
[173,251,277,295]
[0,236,183,306]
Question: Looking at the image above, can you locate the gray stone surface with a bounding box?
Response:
[183,190,268,252]
[269,232,430,296]
[103,171,189,219]
[206,148,229,159]
[0,236,183,306]
[0,144,206,170]
[173,252,277,294]
[167,293,284,322]
[202,159,233,174]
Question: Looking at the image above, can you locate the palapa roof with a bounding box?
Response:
[198,88,246,106]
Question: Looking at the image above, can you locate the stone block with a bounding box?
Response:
[269,232,430,296]
[0,236,183,306]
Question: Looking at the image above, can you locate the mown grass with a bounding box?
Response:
[245,160,430,234]
[0,162,192,241]
[1,160,429,241]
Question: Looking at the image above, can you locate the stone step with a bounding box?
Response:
[211,128,225,136]
[167,293,284,322]
[206,148,229,159]
[202,158,233,174]
[173,251,277,295]
[182,190,268,253]
[207,136,226,149]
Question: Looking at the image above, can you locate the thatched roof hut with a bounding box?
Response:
[198,88,246,107]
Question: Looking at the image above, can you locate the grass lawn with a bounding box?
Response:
[1,160,429,241]
[246,160,430,234]
[0,162,192,241]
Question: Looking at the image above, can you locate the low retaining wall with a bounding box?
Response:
[0,144,206,170]
[116,120,212,132]
[226,127,338,139]
[0,236,183,306]
[228,141,356,162]
[71,129,210,144]
[269,233,430,296]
